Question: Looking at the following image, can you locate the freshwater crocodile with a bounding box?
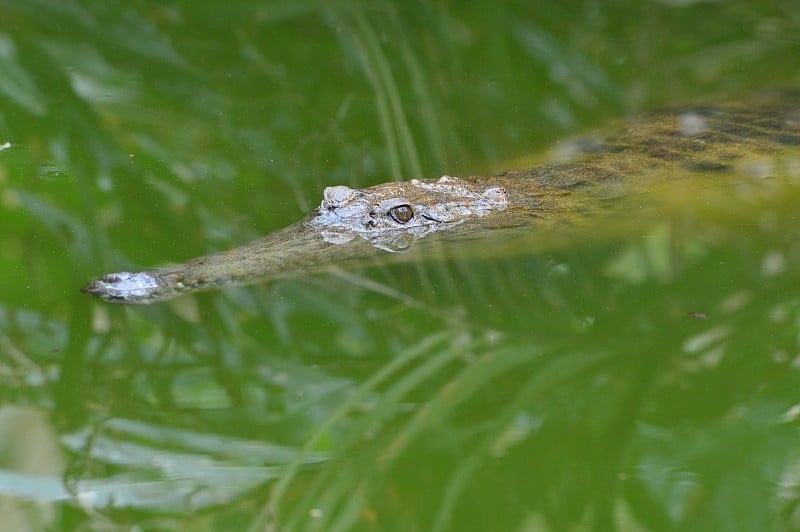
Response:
[83,92,800,304]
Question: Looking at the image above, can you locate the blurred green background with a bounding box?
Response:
[1,1,800,530]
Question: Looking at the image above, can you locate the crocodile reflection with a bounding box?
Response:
[83,93,800,304]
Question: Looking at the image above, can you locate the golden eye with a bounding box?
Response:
[388,204,414,224]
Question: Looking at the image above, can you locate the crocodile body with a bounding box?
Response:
[83,93,800,303]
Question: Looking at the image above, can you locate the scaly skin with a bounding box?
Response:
[83,92,800,303]
[308,175,508,251]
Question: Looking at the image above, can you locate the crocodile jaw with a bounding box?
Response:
[306,175,508,251]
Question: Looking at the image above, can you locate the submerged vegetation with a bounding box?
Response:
[0,0,799,530]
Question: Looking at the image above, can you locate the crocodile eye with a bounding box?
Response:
[388,204,414,224]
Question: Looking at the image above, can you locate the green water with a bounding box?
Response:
[1,1,800,530]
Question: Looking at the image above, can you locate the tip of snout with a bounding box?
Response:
[80,272,160,303]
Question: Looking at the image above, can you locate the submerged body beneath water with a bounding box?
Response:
[83,93,800,304]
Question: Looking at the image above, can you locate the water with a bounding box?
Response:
[1,1,800,530]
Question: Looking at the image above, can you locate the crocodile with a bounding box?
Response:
[83,92,800,304]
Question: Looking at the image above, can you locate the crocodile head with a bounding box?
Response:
[306,175,508,251]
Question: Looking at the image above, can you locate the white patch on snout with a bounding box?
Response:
[95,272,159,298]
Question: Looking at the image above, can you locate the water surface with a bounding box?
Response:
[1,1,800,530]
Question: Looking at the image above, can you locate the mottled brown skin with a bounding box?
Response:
[484,94,800,209]
[83,92,800,303]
